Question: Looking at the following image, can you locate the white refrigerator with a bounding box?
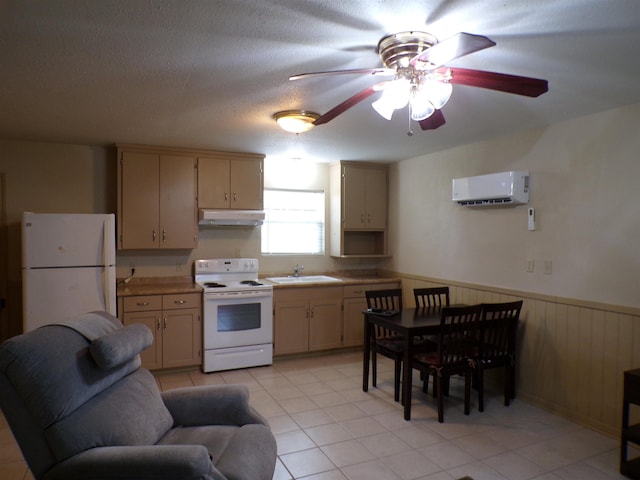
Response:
[22,212,117,332]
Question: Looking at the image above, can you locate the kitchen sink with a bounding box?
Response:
[265,275,342,284]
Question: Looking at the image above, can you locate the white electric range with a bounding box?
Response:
[195,258,273,372]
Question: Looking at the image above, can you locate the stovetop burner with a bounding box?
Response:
[195,258,272,293]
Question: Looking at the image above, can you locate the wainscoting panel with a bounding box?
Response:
[390,272,640,437]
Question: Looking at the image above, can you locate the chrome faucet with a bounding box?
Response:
[293,264,304,277]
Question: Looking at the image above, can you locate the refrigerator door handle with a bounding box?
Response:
[103,267,116,315]
[102,217,116,316]
[103,216,115,266]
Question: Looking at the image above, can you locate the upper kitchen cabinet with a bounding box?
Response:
[197,152,264,210]
[117,145,198,250]
[329,161,389,257]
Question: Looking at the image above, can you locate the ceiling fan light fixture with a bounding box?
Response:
[424,79,453,109]
[410,88,435,121]
[273,110,320,133]
[372,78,410,120]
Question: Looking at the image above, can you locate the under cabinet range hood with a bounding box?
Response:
[198,209,265,227]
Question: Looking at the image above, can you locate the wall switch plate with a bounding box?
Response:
[527,259,535,273]
[544,260,552,274]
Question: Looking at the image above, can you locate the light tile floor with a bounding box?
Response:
[0,351,626,480]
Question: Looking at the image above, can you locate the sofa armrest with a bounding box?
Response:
[162,384,268,427]
[42,444,221,480]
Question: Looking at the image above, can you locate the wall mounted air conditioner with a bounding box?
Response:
[452,171,529,206]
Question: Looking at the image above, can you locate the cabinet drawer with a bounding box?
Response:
[162,293,201,310]
[122,295,162,312]
[343,282,400,298]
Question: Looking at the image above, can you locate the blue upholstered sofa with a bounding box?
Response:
[0,311,277,480]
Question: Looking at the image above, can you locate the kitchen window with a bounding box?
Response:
[261,189,325,255]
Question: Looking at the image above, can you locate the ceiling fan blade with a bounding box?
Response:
[411,32,495,69]
[446,67,549,97]
[419,109,446,130]
[289,68,394,81]
[313,82,388,126]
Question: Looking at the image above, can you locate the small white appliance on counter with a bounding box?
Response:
[21,212,117,332]
[195,258,273,372]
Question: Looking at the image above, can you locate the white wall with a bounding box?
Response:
[384,102,640,308]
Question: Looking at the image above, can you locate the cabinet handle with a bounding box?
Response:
[136,301,150,306]
[174,300,186,305]
[367,213,372,223]
[310,308,314,318]
[233,192,237,202]
[156,318,161,331]
[224,192,228,201]
[361,213,365,224]
[163,317,167,330]
[152,230,157,241]
[162,230,167,242]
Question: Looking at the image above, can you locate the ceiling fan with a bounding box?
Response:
[289,31,549,132]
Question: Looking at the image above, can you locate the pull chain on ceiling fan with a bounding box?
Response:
[289,31,549,132]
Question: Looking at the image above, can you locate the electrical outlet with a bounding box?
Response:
[527,259,535,273]
[544,260,552,274]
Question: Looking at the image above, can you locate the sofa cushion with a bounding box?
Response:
[0,325,140,429]
[90,323,153,369]
[158,423,277,480]
[56,311,121,340]
[45,369,173,462]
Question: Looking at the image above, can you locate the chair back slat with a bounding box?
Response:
[414,287,450,309]
[479,301,523,362]
[366,289,403,339]
[366,289,402,311]
[437,304,482,367]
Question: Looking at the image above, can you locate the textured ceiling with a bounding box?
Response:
[1,0,639,163]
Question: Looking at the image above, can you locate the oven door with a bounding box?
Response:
[203,290,273,350]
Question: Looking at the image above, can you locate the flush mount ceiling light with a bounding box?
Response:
[272,110,320,134]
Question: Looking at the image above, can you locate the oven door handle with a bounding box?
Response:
[205,290,272,299]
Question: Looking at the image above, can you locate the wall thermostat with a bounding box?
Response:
[528,208,536,231]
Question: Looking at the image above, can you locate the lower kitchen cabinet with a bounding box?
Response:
[120,293,201,370]
[273,286,342,355]
[309,297,343,352]
[342,282,401,347]
[273,300,310,355]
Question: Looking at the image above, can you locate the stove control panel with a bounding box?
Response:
[195,258,259,274]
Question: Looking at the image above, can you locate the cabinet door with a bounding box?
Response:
[159,155,197,249]
[230,158,263,209]
[119,152,160,249]
[309,298,343,351]
[162,308,201,368]
[365,168,387,230]
[343,297,368,347]
[123,310,163,370]
[197,156,230,208]
[342,165,367,229]
[274,300,309,355]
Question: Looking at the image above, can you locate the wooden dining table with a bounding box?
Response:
[362,306,447,420]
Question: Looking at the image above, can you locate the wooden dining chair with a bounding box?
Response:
[475,300,523,412]
[413,286,450,309]
[413,287,450,394]
[365,289,404,401]
[410,304,483,423]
